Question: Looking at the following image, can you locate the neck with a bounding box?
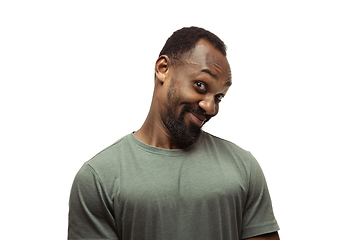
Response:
[134,107,184,149]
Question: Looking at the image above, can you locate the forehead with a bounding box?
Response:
[181,39,231,80]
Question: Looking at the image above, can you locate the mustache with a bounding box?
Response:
[181,105,212,122]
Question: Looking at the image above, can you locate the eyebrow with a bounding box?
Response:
[201,68,232,86]
[225,79,232,87]
[201,69,218,80]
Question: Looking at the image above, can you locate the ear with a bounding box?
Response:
[155,55,171,84]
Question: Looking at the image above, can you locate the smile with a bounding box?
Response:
[188,112,205,127]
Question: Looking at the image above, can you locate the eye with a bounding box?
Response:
[195,81,207,92]
[216,94,225,102]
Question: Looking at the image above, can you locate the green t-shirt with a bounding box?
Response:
[68,131,279,239]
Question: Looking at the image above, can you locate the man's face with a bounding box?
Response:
[161,39,232,147]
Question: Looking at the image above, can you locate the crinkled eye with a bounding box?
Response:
[216,94,225,102]
[195,81,207,92]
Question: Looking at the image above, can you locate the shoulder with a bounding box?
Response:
[200,132,264,179]
[79,133,134,181]
[86,134,131,165]
[202,132,255,161]
[72,134,134,194]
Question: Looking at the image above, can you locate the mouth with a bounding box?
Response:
[188,112,206,127]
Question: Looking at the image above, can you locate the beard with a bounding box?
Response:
[163,81,210,147]
[164,105,203,147]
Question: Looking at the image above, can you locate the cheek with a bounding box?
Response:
[166,80,203,112]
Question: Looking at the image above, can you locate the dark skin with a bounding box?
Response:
[135,39,231,149]
[134,39,279,239]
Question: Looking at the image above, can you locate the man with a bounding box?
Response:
[68,27,280,239]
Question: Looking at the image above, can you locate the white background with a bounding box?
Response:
[1,1,359,239]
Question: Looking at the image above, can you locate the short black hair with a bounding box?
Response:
[159,26,227,62]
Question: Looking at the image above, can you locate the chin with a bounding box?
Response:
[165,118,202,147]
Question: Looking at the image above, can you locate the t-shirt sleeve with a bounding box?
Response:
[241,154,280,239]
[68,163,119,240]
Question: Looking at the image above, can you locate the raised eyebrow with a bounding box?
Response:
[201,69,218,80]
[201,68,232,87]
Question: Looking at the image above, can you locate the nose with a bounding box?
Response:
[198,96,218,116]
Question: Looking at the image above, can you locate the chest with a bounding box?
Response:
[115,152,248,210]
[110,150,249,239]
